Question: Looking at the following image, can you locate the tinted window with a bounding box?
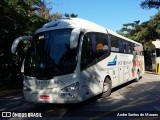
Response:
[110,34,135,54]
[123,41,131,53]
[156,48,160,57]
[118,39,124,53]
[24,29,78,79]
[110,35,119,52]
[81,32,109,70]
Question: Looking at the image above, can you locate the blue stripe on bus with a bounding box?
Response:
[107,55,117,66]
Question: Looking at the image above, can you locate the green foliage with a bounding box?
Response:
[141,0,160,9]
[64,13,78,18]
[0,0,51,79]
[0,0,79,80]
[1,0,49,56]
[117,12,160,50]
[117,11,160,71]
[49,12,62,20]
[70,13,78,18]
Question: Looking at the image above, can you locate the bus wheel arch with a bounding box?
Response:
[101,75,112,97]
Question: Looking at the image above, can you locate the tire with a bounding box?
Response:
[101,78,111,97]
[135,71,140,82]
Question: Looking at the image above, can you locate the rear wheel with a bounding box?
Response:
[135,70,140,82]
[101,78,111,97]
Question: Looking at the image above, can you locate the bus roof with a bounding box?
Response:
[35,18,107,34]
[35,18,142,46]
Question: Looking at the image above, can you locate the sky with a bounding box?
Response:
[47,0,158,32]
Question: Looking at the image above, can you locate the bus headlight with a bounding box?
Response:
[61,82,79,92]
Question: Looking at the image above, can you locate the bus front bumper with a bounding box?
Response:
[23,89,82,104]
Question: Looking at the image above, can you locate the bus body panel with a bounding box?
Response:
[23,73,83,103]
[80,52,144,88]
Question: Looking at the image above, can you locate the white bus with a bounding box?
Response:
[11,18,144,103]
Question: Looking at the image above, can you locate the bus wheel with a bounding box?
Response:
[101,78,111,97]
[135,71,140,82]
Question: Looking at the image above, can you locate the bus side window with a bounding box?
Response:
[81,33,92,70]
[95,33,108,49]
[111,35,119,52]
[96,41,103,51]
[81,32,109,70]
[131,43,134,54]
[128,42,132,54]
[94,33,109,59]
[118,39,124,53]
[123,41,129,53]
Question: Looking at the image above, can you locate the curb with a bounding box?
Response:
[0,89,22,96]
[145,71,160,75]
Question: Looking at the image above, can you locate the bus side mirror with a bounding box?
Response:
[70,28,81,49]
[11,36,32,54]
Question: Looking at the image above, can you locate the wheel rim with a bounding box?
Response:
[103,82,109,92]
[136,72,140,80]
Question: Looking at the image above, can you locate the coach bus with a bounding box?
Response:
[11,18,144,103]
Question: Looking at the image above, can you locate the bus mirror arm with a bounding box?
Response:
[11,36,32,54]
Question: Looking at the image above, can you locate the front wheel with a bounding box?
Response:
[101,78,111,97]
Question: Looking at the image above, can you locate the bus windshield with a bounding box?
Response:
[24,29,78,79]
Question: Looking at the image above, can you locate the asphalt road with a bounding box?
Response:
[0,73,160,120]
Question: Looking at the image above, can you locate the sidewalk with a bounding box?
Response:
[145,71,160,75]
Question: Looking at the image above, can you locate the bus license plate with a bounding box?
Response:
[35,80,49,85]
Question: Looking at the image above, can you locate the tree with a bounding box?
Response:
[117,1,160,71]
[117,12,160,50]
[64,13,78,18]
[116,20,141,40]
[0,0,51,79]
[70,13,78,18]
[141,0,160,9]
[64,13,70,18]
[117,12,160,71]
[0,0,49,55]
[32,0,62,20]
[50,12,62,20]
